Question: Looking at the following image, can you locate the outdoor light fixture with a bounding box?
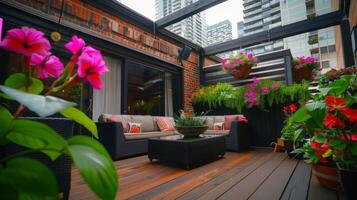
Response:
[50,31,61,42]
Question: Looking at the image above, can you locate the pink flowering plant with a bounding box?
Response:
[0,27,117,199]
[222,52,257,79]
[292,56,319,82]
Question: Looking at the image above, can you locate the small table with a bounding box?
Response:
[148,134,225,169]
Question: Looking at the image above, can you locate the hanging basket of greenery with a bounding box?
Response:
[222,53,257,79]
[292,56,319,83]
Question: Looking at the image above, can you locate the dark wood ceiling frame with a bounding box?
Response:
[203,11,344,56]
[155,0,228,29]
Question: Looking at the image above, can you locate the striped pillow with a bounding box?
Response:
[155,117,176,132]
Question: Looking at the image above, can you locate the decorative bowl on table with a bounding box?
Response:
[175,126,209,138]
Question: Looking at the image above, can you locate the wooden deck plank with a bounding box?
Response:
[308,175,339,200]
[216,152,287,200]
[131,151,260,200]
[178,150,268,200]
[280,161,311,200]
[195,151,279,200]
[248,157,299,200]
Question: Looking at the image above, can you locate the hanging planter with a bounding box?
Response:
[222,53,257,79]
[292,56,319,83]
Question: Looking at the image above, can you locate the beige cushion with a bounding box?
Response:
[214,116,224,123]
[131,115,156,132]
[203,130,230,136]
[194,116,214,129]
[124,131,177,140]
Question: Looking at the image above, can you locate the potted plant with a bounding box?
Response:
[0,27,117,199]
[318,66,357,87]
[290,74,356,192]
[292,56,319,83]
[222,52,257,79]
[280,103,304,158]
[175,110,208,138]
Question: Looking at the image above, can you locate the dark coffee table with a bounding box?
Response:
[148,134,225,169]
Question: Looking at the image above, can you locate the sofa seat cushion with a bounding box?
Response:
[124,131,177,140]
[203,130,230,136]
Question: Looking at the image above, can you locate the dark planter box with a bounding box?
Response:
[193,102,238,115]
[243,104,285,147]
[337,164,357,200]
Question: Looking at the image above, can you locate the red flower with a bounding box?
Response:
[323,114,345,129]
[238,116,249,123]
[289,104,297,113]
[324,96,346,111]
[311,140,321,149]
[340,107,357,124]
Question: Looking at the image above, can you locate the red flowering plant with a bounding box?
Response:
[222,52,257,79]
[290,74,357,168]
[280,103,305,149]
[0,27,117,199]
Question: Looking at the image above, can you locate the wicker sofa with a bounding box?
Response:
[96,114,249,160]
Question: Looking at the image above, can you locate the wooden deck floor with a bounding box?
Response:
[70,148,345,200]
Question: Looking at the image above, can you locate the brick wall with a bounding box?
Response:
[11,0,202,111]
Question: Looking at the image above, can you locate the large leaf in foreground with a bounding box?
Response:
[0,85,75,117]
[5,73,44,94]
[7,120,66,160]
[60,107,98,138]
[0,158,58,199]
[0,105,13,138]
[67,137,118,200]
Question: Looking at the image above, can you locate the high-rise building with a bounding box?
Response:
[155,0,207,46]
[281,0,341,71]
[237,21,244,38]
[206,20,233,58]
[242,0,284,54]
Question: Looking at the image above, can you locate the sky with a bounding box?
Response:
[119,0,244,38]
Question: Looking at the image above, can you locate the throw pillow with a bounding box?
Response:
[156,117,176,132]
[99,114,130,133]
[238,115,249,123]
[224,115,240,130]
[213,122,224,131]
[128,122,141,133]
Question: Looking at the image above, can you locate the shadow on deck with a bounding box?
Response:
[70,148,345,200]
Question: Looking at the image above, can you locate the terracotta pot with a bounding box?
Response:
[337,163,357,200]
[311,163,341,190]
[175,126,209,138]
[231,65,252,79]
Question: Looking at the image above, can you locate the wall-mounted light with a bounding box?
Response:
[50,31,61,42]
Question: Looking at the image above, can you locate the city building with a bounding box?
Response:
[155,0,207,46]
[242,0,284,54]
[206,20,233,58]
[237,21,245,38]
[281,0,342,71]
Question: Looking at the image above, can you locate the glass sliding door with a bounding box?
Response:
[127,62,165,116]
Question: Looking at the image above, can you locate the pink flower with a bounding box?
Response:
[77,46,109,89]
[252,76,260,84]
[261,87,269,95]
[65,35,85,55]
[30,53,64,79]
[247,53,253,61]
[235,59,242,65]
[0,27,51,56]
[272,83,280,89]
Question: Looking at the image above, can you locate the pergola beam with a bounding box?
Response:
[155,0,227,29]
[204,11,343,56]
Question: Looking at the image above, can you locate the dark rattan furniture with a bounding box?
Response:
[148,135,225,169]
[0,118,74,200]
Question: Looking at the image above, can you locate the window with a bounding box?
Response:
[321,60,330,68]
[127,62,165,116]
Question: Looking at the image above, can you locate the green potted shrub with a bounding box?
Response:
[175,110,208,138]
[0,27,117,199]
[280,103,305,158]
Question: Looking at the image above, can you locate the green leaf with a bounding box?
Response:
[67,145,118,200]
[5,73,44,94]
[0,105,13,138]
[305,101,326,111]
[0,158,58,198]
[328,79,349,95]
[350,142,357,156]
[0,92,13,100]
[60,107,98,138]
[0,85,76,117]
[319,87,331,95]
[7,120,66,160]
[289,106,311,123]
[68,136,111,160]
[328,139,341,147]
[313,135,326,143]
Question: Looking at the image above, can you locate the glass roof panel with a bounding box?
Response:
[118,0,156,20]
